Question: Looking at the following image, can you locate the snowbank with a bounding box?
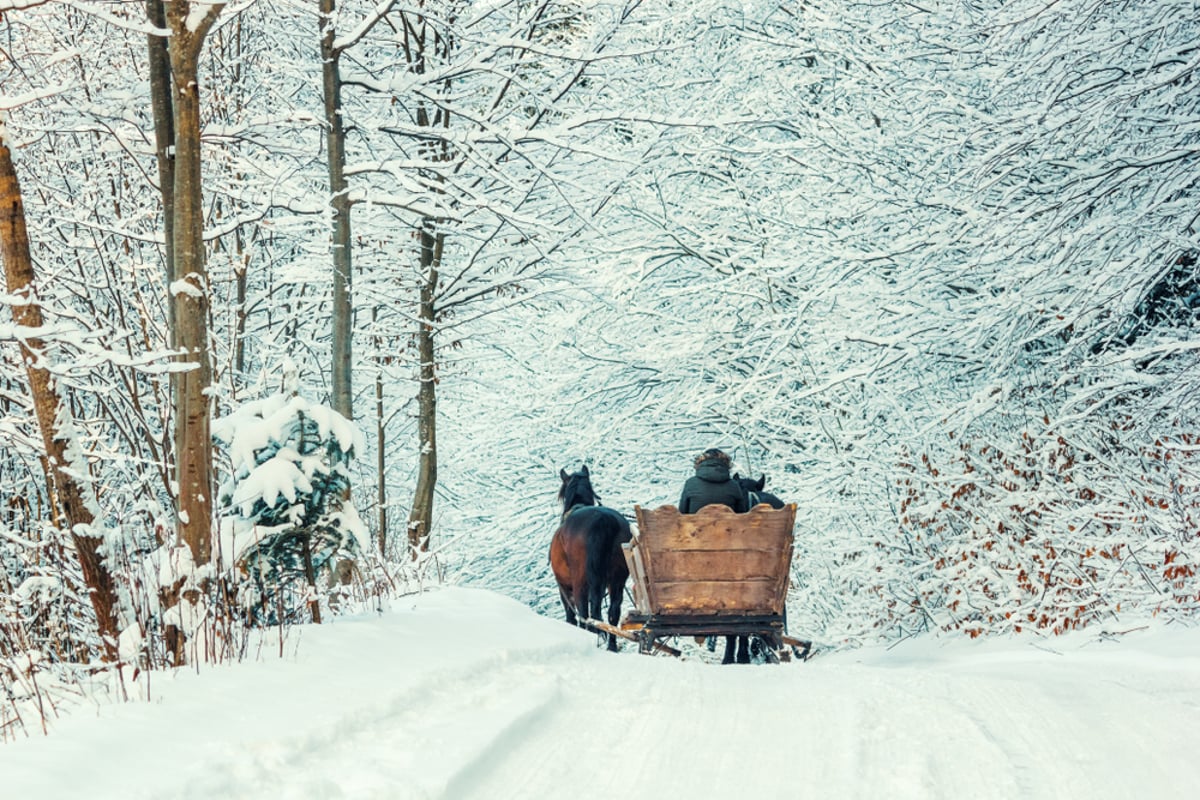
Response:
[2,589,1198,799]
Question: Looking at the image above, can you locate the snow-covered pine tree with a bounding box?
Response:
[213,362,367,624]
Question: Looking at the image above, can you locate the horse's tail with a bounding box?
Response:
[583,509,622,622]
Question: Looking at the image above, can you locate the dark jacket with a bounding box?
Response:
[678,458,749,514]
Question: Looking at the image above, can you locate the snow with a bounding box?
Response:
[1,1,1199,793]
[157,543,195,590]
[2,587,1198,799]
[214,392,363,478]
[169,278,205,299]
[230,453,310,516]
[185,3,218,34]
[12,575,61,604]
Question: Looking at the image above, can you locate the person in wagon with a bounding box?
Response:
[678,448,750,514]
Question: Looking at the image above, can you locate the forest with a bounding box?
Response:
[1,0,1197,738]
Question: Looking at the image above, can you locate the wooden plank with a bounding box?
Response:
[629,613,785,639]
[622,542,650,612]
[628,536,664,613]
[627,612,783,627]
[589,619,681,657]
[652,549,787,583]
[635,503,796,552]
[628,503,797,617]
[651,579,781,614]
[584,618,639,642]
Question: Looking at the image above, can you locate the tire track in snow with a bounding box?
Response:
[173,648,579,800]
[944,667,1200,800]
[454,654,841,799]
[175,643,1200,800]
[841,654,1200,800]
[11,590,1198,800]
[451,653,678,800]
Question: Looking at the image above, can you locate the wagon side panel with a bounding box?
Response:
[622,541,651,613]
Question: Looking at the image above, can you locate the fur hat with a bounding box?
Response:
[694,448,731,468]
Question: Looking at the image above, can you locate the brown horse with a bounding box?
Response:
[548,465,632,651]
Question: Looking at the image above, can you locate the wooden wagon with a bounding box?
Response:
[615,503,802,658]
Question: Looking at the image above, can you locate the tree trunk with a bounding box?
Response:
[146,0,176,305]
[374,309,387,555]
[401,7,452,558]
[1,125,121,662]
[407,223,442,557]
[321,0,354,421]
[163,0,223,663]
[301,530,322,624]
[234,247,247,379]
[146,0,179,537]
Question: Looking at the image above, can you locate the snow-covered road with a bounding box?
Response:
[4,588,1198,799]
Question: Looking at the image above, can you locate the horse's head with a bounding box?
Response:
[734,472,785,509]
[558,464,598,512]
[733,473,766,493]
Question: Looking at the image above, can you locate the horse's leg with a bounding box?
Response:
[572,582,589,629]
[606,576,624,653]
[558,584,577,626]
[722,637,736,665]
[550,530,577,627]
[586,582,610,649]
[569,541,589,629]
[588,584,604,628]
[737,635,751,664]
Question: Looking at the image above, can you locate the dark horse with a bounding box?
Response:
[549,465,633,651]
[734,473,785,510]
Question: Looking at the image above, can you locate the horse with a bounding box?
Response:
[734,473,785,509]
[548,465,633,651]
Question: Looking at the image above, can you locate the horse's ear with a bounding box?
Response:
[733,472,741,480]
[580,464,589,476]
[754,475,766,491]
[560,468,569,483]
